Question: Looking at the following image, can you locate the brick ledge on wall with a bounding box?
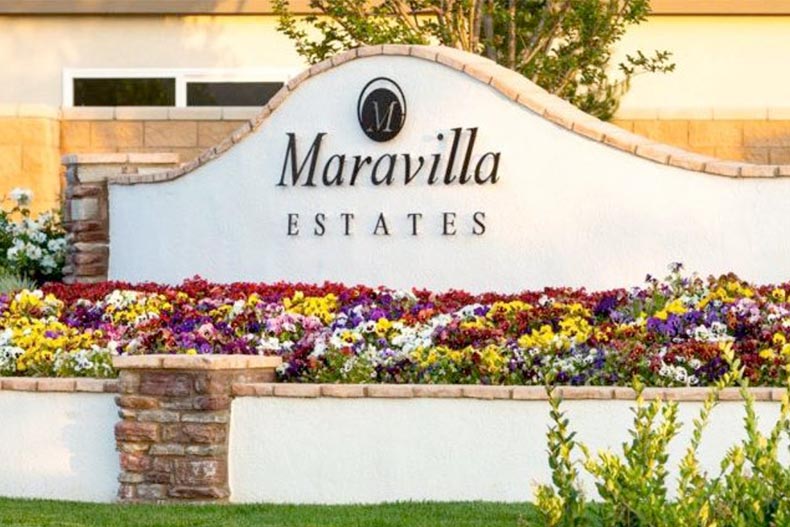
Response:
[615,106,790,121]
[0,105,263,121]
[0,377,118,392]
[0,103,60,120]
[231,382,787,402]
[61,106,264,121]
[0,376,785,402]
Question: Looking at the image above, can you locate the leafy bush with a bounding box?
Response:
[273,0,674,120]
[530,349,790,526]
[0,188,68,283]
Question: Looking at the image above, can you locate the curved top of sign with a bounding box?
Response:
[111,44,787,186]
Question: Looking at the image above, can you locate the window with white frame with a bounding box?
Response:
[63,69,298,107]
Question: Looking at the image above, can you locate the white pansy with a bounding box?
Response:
[9,187,33,205]
[47,238,67,252]
[104,290,141,310]
[309,339,327,358]
[257,336,284,353]
[691,321,731,343]
[456,303,485,319]
[25,243,42,261]
[40,255,56,270]
[688,358,703,370]
[390,289,417,302]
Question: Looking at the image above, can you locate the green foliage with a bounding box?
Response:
[529,346,790,526]
[0,268,36,294]
[581,379,680,527]
[273,0,674,120]
[532,388,588,527]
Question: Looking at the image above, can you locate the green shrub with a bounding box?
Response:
[530,346,790,526]
[0,268,36,294]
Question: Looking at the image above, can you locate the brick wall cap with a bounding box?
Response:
[112,354,281,370]
[107,45,790,187]
[0,376,118,392]
[226,383,788,401]
[0,377,780,400]
[0,103,60,119]
[61,106,257,121]
[62,152,179,165]
[62,106,116,120]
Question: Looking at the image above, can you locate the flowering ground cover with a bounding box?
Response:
[1,264,790,386]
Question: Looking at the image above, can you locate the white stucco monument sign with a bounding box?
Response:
[109,45,790,291]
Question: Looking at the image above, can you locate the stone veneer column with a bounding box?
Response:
[61,153,179,284]
[112,355,281,503]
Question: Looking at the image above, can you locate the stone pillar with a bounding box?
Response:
[61,153,179,283]
[112,355,281,503]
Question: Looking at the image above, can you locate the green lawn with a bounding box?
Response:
[0,499,540,527]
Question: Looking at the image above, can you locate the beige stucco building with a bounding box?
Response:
[1,0,789,211]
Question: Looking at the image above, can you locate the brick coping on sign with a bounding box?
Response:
[0,104,264,122]
[61,152,179,166]
[111,354,282,370]
[108,44,790,186]
[0,376,784,401]
[0,377,118,393]
[231,382,788,402]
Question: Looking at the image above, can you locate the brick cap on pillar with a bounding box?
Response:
[112,354,282,370]
[62,153,180,166]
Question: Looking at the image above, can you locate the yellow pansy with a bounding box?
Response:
[699,279,754,308]
[374,317,392,337]
[759,348,776,360]
[518,324,556,350]
[486,300,532,319]
[479,344,505,374]
[555,302,592,318]
[559,315,593,344]
[654,298,686,321]
[283,291,338,324]
[460,317,489,330]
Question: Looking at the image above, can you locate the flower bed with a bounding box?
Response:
[1,265,789,386]
[1,188,67,284]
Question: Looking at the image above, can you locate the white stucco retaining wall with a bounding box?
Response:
[111,52,790,292]
[229,397,787,504]
[0,392,118,502]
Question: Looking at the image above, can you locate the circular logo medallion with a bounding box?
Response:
[357,77,406,142]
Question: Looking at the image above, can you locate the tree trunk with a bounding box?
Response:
[507,0,516,68]
[483,0,496,61]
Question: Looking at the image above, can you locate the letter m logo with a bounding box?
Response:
[368,101,398,133]
[358,78,406,142]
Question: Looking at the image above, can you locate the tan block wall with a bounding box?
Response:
[0,107,256,216]
[66,109,790,168]
[61,108,255,163]
[613,118,790,164]
[0,108,62,213]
